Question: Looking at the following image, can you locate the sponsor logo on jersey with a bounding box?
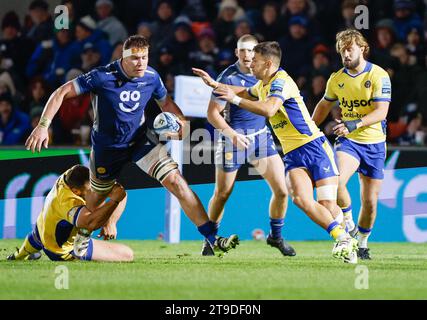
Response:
[340,98,373,111]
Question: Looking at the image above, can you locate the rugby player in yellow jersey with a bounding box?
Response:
[194,41,358,263]
[312,29,392,260]
[7,165,133,262]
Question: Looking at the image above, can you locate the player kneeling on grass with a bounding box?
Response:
[7,165,133,262]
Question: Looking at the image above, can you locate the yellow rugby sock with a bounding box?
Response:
[14,237,40,260]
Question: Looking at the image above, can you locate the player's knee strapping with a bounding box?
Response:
[316,184,338,201]
[90,176,115,194]
[150,157,178,183]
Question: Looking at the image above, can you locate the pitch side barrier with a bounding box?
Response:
[0,146,426,243]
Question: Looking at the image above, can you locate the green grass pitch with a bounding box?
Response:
[1,239,426,299]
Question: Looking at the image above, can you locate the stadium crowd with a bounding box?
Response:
[0,0,426,146]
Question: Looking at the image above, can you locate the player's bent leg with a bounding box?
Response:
[90,239,134,262]
[286,168,334,229]
[287,168,356,263]
[336,151,360,235]
[357,174,382,259]
[253,155,295,256]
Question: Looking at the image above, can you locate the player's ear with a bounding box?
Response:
[235,48,239,58]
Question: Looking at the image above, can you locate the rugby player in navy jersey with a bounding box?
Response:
[200,35,295,257]
[25,35,239,255]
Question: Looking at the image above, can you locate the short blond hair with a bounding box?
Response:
[336,29,370,58]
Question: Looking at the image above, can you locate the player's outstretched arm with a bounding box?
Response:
[192,68,248,96]
[312,98,336,126]
[214,85,282,118]
[25,81,78,153]
[76,184,127,232]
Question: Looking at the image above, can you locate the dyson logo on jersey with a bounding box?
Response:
[340,98,373,111]
[119,91,141,113]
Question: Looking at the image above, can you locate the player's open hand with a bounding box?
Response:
[25,126,49,153]
[98,223,117,240]
[192,68,218,89]
[332,119,349,137]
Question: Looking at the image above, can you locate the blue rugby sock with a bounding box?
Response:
[269,218,284,239]
[197,221,217,245]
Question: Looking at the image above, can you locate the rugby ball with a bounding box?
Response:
[153,112,181,135]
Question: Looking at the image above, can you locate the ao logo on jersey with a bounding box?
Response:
[119,90,141,113]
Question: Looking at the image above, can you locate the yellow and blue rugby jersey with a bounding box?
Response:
[324,62,391,144]
[36,169,86,258]
[248,68,323,154]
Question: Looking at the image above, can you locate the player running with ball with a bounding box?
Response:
[25,35,239,256]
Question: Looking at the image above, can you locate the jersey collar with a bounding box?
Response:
[343,61,372,78]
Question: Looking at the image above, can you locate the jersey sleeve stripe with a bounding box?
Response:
[324,95,338,102]
[247,88,257,98]
[268,94,286,103]
[72,79,82,95]
[372,98,391,102]
[73,206,84,227]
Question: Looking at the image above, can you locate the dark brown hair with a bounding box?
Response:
[254,41,281,65]
[65,165,89,189]
[123,35,150,50]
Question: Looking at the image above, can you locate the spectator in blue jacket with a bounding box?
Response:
[393,0,424,42]
[26,28,73,87]
[68,16,112,69]
[0,92,31,145]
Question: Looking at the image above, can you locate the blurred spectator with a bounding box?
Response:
[80,42,102,72]
[150,1,176,53]
[393,0,424,42]
[26,28,73,87]
[110,41,124,61]
[405,27,426,67]
[338,0,358,30]
[388,43,427,125]
[279,0,317,37]
[370,19,399,71]
[54,69,91,144]
[216,48,234,70]
[0,11,35,84]
[223,19,253,50]
[163,19,197,74]
[189,28,219,77]
[279,16,315,85]
[23,77,50,114]
[179,0,216,22]
[304,74,327,114]
[256,2,283,41]
[213,0,245,47]
[27,0,54,43]
[95,0,128,46]
[154,44,187,80]
[137,21,153,42]
[69,15,112,68]
[0,69,16,97]
[0,92,31,145]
